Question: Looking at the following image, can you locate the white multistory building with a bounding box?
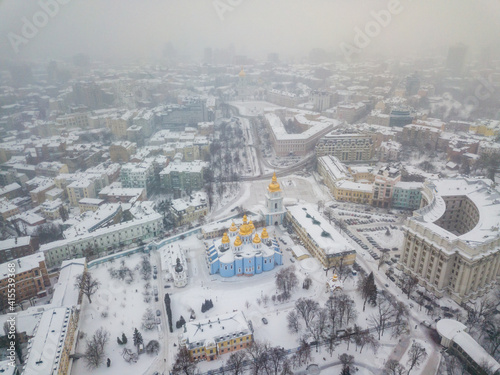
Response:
[399,178,500,303]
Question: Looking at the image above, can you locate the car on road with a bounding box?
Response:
[262,317,268,325]
[156,309,161,316]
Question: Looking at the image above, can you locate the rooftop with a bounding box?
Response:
[182,311,251,348]
[0,252,45,278]
[287,204,355,256]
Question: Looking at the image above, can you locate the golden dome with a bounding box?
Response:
[253,233,261,244]
[261,228,269,239]
[221,232,230,244]
[234,236,242,247]
[229,222,238,232]
[268,172,281,193]
[242,215,248,223]
[239,67,246,77]
[249,220,255,230]
[332,274,338,282]
[239,223,251,236]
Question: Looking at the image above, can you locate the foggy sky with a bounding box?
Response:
[0,0,499,63]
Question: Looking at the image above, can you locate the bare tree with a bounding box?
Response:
[384,359,406,375]
[74,270,100,304]
[324,207,334,223]
[369,299,395,340]
[378,250,389,270]
[294,298,320,334]
[482,316,500,357]
[275,266,298,300]
[84,327,109,369]
[226,351,247,375]
[406,342,427,375]
[264,346,289,375]
[246,340,269,375]
[292,340,311,368]
[172,347,196,375]
[401,274,419,299]
[287,310,301,334]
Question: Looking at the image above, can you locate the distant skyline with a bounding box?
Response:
[0,0,499,64]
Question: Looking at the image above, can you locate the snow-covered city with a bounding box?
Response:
[0,1,500,375]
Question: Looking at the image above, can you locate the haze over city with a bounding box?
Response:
[1,0,500,62]
[0,1,500,375]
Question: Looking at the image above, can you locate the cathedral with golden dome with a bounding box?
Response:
[206,175,284,277]
[206,215,282,277]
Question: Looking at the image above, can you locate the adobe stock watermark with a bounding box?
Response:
[340,0,412,61]
[7,0,72,54]
[213,0,244,21]
[463,74,496,115]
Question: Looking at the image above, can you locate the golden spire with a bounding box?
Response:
[239,66,246,77]
[234,236,242,247]
[229,222,238,232]
[221,232,230,244]
[268,172,281,193]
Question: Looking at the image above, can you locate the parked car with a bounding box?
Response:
[262,317,268,325]
[156,309,161,316]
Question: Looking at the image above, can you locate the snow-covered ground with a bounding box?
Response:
[72,254,161,375]
[228,101,281,117]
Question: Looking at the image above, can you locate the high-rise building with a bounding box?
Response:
[446,43,468,75]
[399,179,500,303]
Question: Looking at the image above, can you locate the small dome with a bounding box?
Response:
[253,233,261,244]
[242,215,248,223]
[229,222,238,232]
[261,228,269,239]
[221,232,230,244]
[234,236,242,247]
[268,172,281,193]
[332,274,338,282]
[239,67,246,77]
[249,220,255,231]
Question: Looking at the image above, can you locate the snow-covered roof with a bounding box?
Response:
[394,181,423,190]
[265,112,335,141]
[0,252,45,277]
[23,307,72,375]
[0,236,31,251]
[287,204,355,256]
[335,180,373,193]
[182,311,251,348]
[318,155,349,181]
[414,179,500,246]
[49,258,85,308]
[437,319,500,372]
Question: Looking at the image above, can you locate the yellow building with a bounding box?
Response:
[469,119,500,137]
[180,311,253,362]
[286,204,356,268]
[333,180,373,205]
[0,197,19,220]
[67,179,96,206]
[170,192,208,225]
